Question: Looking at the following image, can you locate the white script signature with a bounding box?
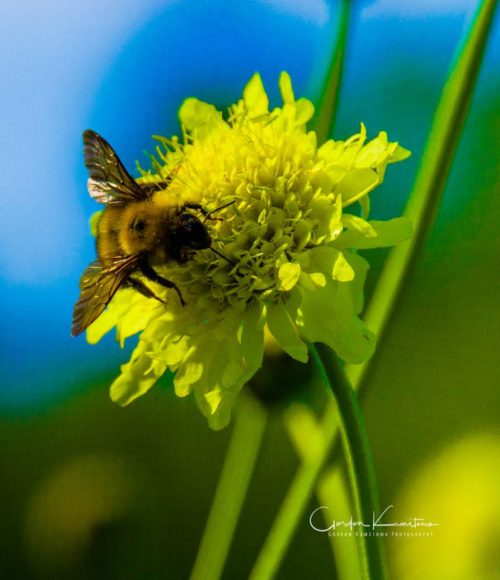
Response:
[309,505,440,533]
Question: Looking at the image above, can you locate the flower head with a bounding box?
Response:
[87,72,411,429]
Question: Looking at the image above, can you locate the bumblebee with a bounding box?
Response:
[72,130,231,337]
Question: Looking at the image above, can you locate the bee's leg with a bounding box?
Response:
[139,260,186,306]
[125,277,165,304]
[184,203,212,218]
[185,201,235,222]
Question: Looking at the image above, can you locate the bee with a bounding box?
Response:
[72,129,232,337]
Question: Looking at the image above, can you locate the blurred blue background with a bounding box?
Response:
[1,1,498,578]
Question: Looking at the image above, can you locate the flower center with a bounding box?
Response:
[157,122,338,311]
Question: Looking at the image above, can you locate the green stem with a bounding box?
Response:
[251,344,388,580]
[190,395,267,580]
[310,343,387,580]
[251,1,498,577]
[313,0,351,142]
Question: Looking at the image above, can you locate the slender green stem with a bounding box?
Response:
[310,343,387,580]
[251,1,498,577]
[312,0,351,142]
[251,343,388,580]
[190,395,267,580]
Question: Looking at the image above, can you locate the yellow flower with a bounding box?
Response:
[88,72,411,429]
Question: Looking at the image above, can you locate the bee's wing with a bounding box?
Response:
[72,254,140,336]
[83,129,149,205]
[138,179,174,197]
[137,164,181,196]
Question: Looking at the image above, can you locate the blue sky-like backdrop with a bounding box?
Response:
[1,0,498,409]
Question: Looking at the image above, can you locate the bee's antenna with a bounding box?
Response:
[210,246,234,266]
[203,200,236,224]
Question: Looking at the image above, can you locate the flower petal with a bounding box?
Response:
[178,98,221,137]
[278,262,301,291]
[342,213,377,237]
[279,71,295,104]
[86,290,154,346]
[298,278,375,364]
[173,359,203,397]
[309,246,355,282]
[332,251,355,282]
[337,168,380,207]
[207,391,237,430]
[267,302,308,363]
[89,210,103,236]
[335,217,413,249]
[239,302,266,382]
[344,252,370,315]
[389,143,411,162]
[110,342,166,406]
[294,98,315,125]
[243,73,269,115]
[355,131,391,168]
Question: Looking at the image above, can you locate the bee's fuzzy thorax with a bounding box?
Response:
[117,202,161,255]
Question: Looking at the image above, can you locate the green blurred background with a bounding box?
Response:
[1,1,498,578]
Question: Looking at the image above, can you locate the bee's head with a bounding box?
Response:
[176,212,211,249]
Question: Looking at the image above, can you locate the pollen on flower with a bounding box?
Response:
[88,72,412,429]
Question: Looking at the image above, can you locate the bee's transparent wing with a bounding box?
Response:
[138,178,175,197]
[83,129,148,205]
[72,254,140,336]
